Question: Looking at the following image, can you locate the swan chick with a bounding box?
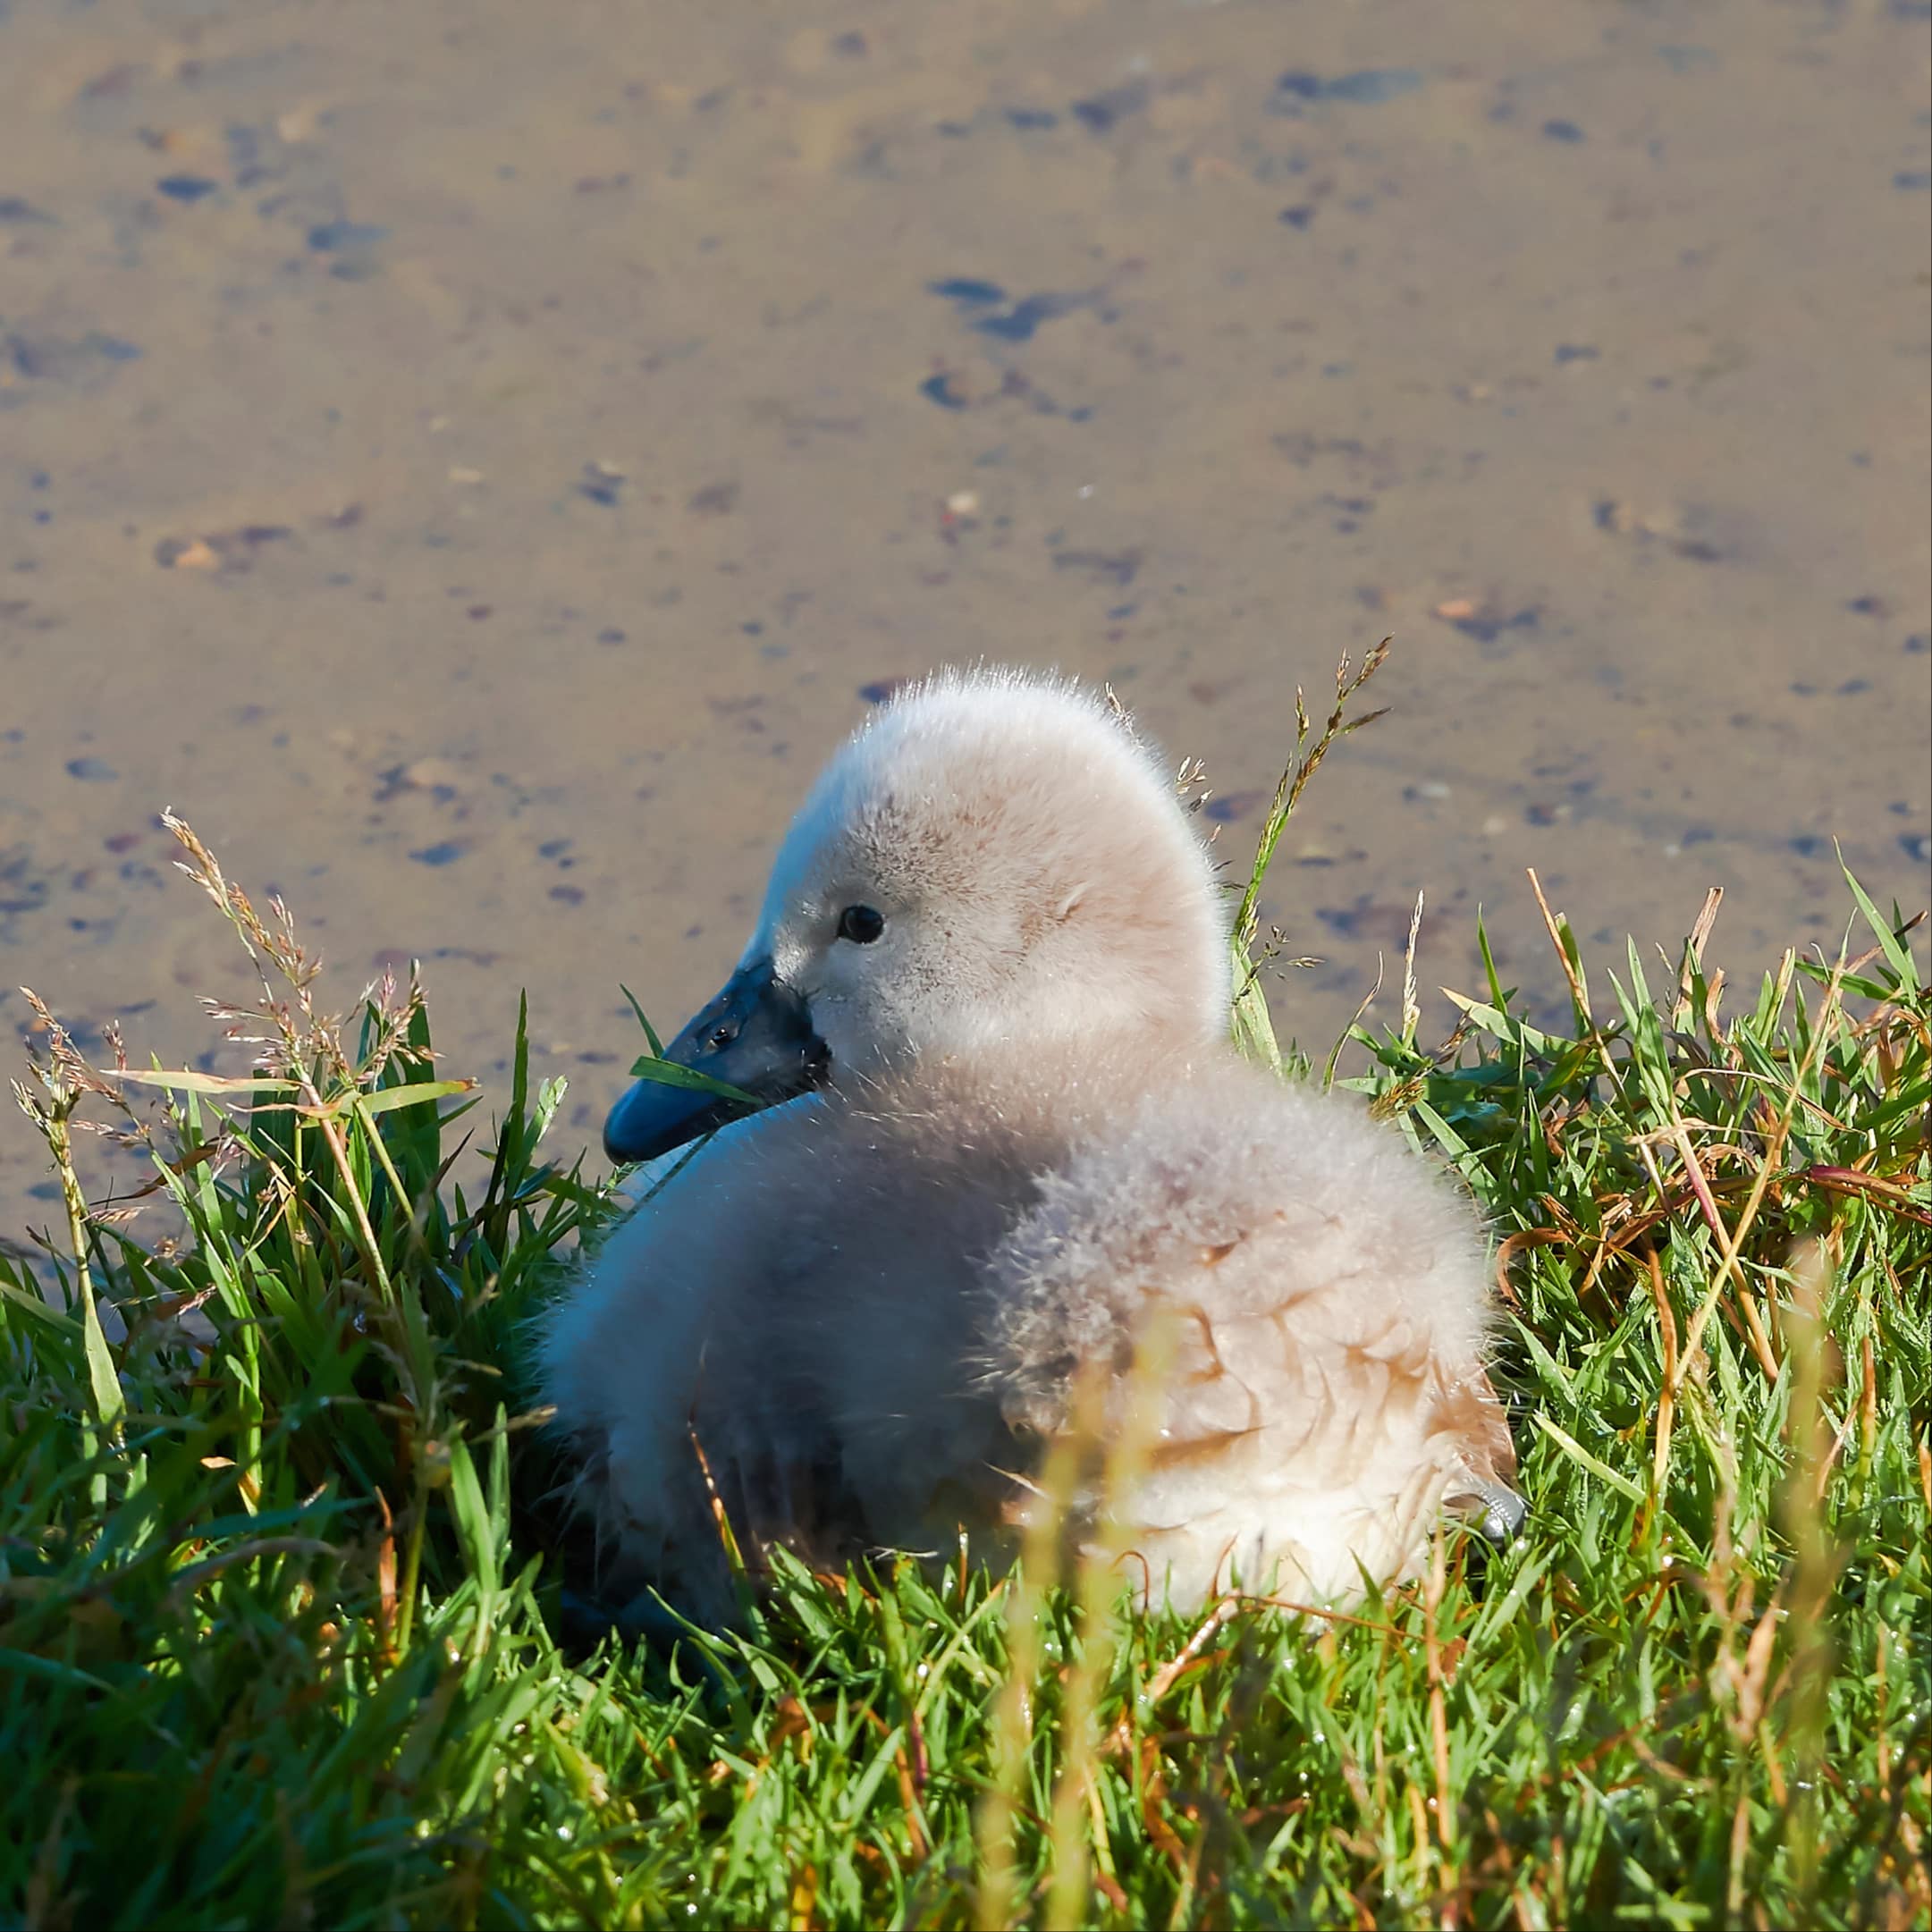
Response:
[542,669,1520,1624]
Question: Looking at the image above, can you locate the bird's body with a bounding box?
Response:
[541,669,1519,1625]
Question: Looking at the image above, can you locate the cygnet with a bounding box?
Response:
[541,669,1521,1626]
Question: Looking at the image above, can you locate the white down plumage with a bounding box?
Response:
[541,669,1520,1626]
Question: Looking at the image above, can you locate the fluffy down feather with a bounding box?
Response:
[540,669,1518,1625]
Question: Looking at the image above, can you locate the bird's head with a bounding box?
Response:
[603,668,1229,1163]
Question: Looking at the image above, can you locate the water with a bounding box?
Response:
[2,0,1927,1236]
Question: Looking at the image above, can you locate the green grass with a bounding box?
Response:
[4,715,1928,1928]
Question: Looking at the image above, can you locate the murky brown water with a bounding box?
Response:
[4,0,1928,1238]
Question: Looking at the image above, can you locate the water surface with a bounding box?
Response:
[3,0,1928,1234]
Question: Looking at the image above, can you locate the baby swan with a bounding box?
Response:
[543,669,1520,1626]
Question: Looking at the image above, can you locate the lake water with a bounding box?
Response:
[3,0,1928,1238]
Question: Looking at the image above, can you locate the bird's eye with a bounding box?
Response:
[837,904,886,944]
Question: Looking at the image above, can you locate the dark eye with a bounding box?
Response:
[837,904,886,945]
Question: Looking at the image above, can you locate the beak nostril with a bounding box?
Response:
[604,958,827,1164]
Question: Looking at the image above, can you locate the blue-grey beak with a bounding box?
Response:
[603,958,830,1165]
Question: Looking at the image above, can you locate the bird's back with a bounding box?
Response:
[544,1039,1514,1618]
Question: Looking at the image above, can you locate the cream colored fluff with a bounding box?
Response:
[541,670,1516,1624]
